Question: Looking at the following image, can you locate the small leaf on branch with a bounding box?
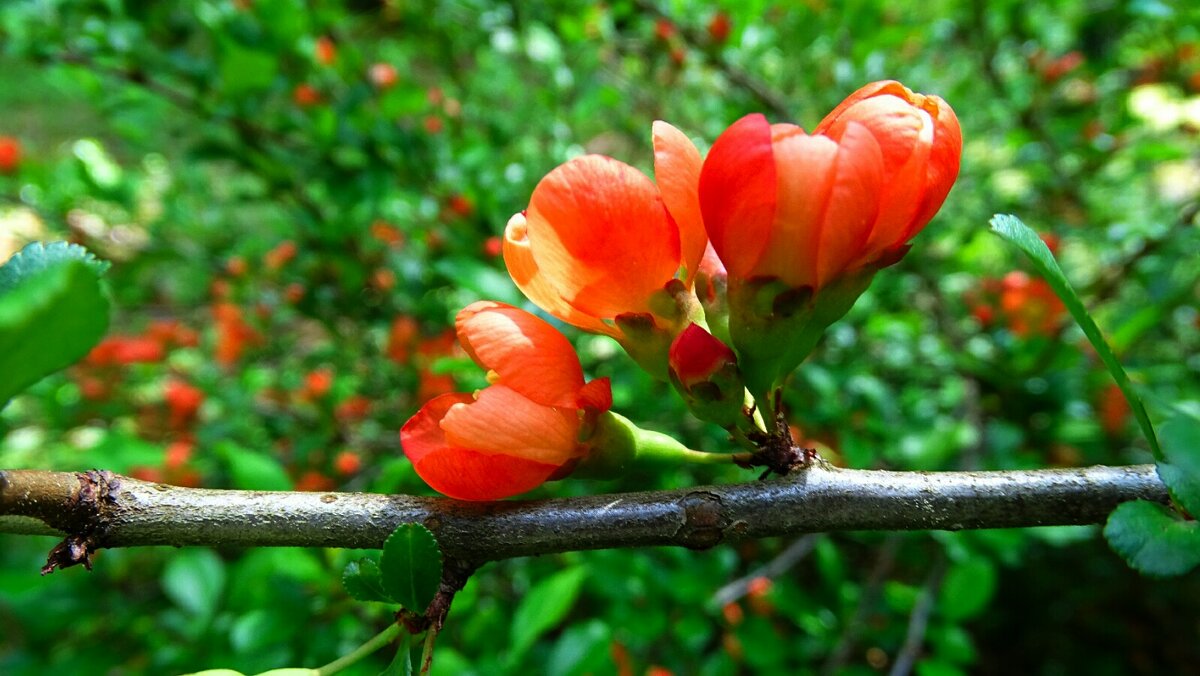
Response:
[342,557,393,603]
[1104,500,1200,577]
[988,214,1160,459]
[0,243,111,410]
[380,523,443,612]
[1157,413,1200,516]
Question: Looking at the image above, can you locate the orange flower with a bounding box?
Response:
[0,136,21,173]
[504,125,710,340]
[368,63,397,89]
[700,80,961,291]
[314,36,337,66]
[401,301,612,501]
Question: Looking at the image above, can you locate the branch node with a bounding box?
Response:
[41,470,119,575]
[677,492,729,549]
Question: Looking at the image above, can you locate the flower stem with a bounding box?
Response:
[316,622,404,675]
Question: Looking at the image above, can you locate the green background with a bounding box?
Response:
[2,1,1199,674]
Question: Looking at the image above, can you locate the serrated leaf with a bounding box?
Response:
[507,566,587,667]
[0,241,110,295]
[989,214,1160,458]
[0,258,110,409]
[1157,414,1200,516]
[1104,500,1200,577]
[343,557,393,603]
[380,523,442,612]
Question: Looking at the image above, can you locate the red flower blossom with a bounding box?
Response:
[314,36,336,65]
[0,136,21,173]
[369,63,397,89]
[401,301,611,500]
[700,80,961,291]
[503,123,710,341]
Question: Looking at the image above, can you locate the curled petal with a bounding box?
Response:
[503,212,617,336]
[576,376,613,413]
[456,301,585,408]
[439,385,583,466]
[525,155,681,319]
[812,122,885,285]
[699,113,777,280]
[652,121,708,284]
[910,95,962,238]
[400,394,561,500]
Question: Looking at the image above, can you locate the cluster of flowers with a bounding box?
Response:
[402,81,962,500]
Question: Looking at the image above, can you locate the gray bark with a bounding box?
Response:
[0,464,1166,563]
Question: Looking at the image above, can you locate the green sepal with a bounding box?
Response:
[727,269,875,396]
[669,361,745,429]
[571,411,692,479]
[615,279,705,381]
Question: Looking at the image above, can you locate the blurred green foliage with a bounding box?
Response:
[1,0,1199,674]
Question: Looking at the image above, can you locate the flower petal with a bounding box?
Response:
[439,385,582,465]
[699,113,777,280]
[400,392,474,466]
[412,445,560,501]
[525,155,681,319]
[456,301,585,408]
[503,212,617,336]
[910,94,962,238]
[752,126,838,288]
[652,121,708,284]
[814,122,885,285]
[575,376,613,413]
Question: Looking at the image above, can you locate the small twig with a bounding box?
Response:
[888,555,948,676]
[631,0,793,119]
[821,535,902,676]
[709,534,822,608]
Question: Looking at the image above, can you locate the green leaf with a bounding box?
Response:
[0,252,110,410]
[342,557,392,603]
[218,40,277,95]
[379,523,442,612]
[508,566,587,666]
[989,214,1160,458]
[0,241,110,294]
[1157,414,1200,516]
[162,549,227,619]
[219,441,293,491]
[937,558,996,621]
[1104,500,1200,577]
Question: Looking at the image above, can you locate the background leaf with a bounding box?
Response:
[379,523,442,612]
[1156,413,1200,516]
[989,214,1160,458]
[1104,501,1200,577]
[162,549,227,619]
[0,253,110,409]
[0,241,110,294]
[507,566,587,667]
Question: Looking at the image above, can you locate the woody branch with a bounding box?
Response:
[0,464,1166,566]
